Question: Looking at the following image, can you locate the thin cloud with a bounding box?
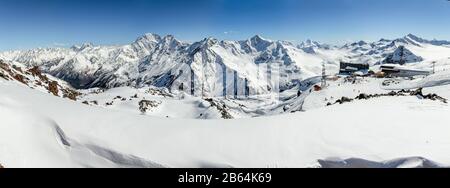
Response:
[223,31,238,35]
[52,42,69,47]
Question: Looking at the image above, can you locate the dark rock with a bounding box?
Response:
[138,99,161,113]
[388,91,398,96]
[62,88,80,101]
[340,96,353,103]
[48,81,59,96]
[411,88,423,96]
[356,93,370,100]
[0,72,9,80]
[204,98,233,119]
[13,74,27,84]
[12,65,22,73]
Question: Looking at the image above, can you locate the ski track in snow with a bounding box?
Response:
[53,123,166,168]
[0,99,165,168]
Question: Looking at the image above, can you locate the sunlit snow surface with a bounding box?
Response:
[2,73,450,167]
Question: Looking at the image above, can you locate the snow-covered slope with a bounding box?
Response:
[2,75,450,167]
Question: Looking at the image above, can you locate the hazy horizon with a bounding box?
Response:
[1,32,448,52]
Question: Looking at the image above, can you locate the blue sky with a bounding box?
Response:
[0,0,449,50]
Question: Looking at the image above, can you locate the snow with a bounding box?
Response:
[302,77,387,110]
[78,86,224,119]
[2,74,450,167]
[382,70,450,90]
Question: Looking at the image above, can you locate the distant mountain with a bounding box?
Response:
[383,46,423,65]
[1,33,449,96]
[399,34,450,46]
[297,39,334,54]
[0,34,331,96]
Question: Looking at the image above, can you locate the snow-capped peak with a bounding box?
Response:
[249,35,272,45]
[402,34,424,46]
[160,35,185,47]
[383,45,423,65]
[379,38,392,42]
[134,33,162,44]
[70,42,94,51]
[352,40,368,46]
[80,42,94,50]
[341,40,371,51]
[298,39,321,48]
[406,33,420,39]
[162,34,175,41]
[297,39,325,54]
[240,35,274,52]
[201,37,219,47]
[70,45,81,51]
[250,35,270,42]
[395,34,450,46]
[185,37,218,55]
[405,34,450,46]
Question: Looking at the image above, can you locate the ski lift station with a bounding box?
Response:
[339,62,370,75]
[380,64,431,77]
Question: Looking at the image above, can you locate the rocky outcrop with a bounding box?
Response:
[48,81,59,96]
[0,60,80,100]
[204,98,233,119]
[146,88,173,98]
[327,88,447,106]
[61,88,80,100]
[138,99,161,113]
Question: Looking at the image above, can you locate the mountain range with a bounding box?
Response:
[1,33,449,97]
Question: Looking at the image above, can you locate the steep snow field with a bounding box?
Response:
[2,77,450,168]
